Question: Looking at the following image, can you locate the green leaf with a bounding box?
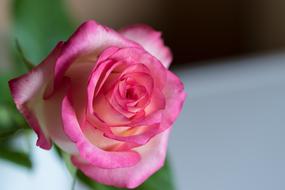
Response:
[0,77,30,137]
[12,0,75,68]
[0,102,30,140]
[0,75,13,104]
[135,159,175,190]
[77,171,122,190]
[0,127,24,140]
[0,102,32,169]
[0,146,32,169]
[77,158,175,190]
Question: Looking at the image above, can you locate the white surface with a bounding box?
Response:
[0,145,71,190]
[169,53,285,190]
[1,53,285,190]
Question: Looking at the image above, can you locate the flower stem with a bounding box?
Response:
[71,169,78,190]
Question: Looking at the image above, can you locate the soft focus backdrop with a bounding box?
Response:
[0,0,285,190]
[2,0,285,68]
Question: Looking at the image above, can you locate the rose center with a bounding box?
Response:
[126,88,138,100]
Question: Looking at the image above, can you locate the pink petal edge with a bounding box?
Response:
[48,20,140,97]
[8,42,64,150]
[72,128,171,189]
[120,24,173,68]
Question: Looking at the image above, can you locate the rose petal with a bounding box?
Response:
[120,24,173,68]
[9,42,64,150]
[104,124,163,145]
[82,122,140,151]
[82,121,122,149]
[101,89,167,145]
[144,88,166,115]
[87,47,122,114]
[161,71,187,128]
[72,128,170,189]
[97,47,167,91]
[48,20,139,96]
[93,93,131,125]
[61,95,141,169]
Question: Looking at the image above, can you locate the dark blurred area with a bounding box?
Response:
[1,0,285,69]
[67,0,285,68]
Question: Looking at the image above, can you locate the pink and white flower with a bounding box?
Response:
[9,20,186,188]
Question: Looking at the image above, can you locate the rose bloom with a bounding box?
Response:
[9,20,186,188]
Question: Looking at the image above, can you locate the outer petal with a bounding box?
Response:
[61,95,141,169]
[119,24,173,68]
[72,128,170,189]
[9,42,64,150]
[161,71,186,128]
[48,20,140,96]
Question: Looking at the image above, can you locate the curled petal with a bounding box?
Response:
[97,47,167,91]
[61,95,141,169]
[102,90,167,145]
[48,20,139,96]
[87,47,122,114]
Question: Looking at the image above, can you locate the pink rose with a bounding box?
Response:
[9,20,186,188]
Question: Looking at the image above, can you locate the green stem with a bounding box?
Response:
[71,169,78,190]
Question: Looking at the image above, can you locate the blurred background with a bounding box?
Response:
[2,0,285,69]
[0,0,285,190]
